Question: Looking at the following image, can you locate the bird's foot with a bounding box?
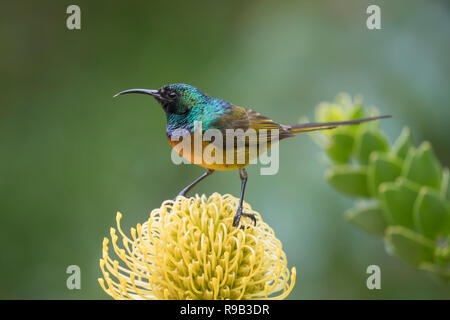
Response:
[232,207,257,228]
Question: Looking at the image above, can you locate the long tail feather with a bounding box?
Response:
[288,115,391,134]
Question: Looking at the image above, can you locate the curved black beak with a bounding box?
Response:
[113,89,162,100]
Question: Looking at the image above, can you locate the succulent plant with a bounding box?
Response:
[310,94,450,281]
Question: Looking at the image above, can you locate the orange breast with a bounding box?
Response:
[168,133,267,171]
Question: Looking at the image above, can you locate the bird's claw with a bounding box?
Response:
[232,207,257,228]
[242,212,257,226]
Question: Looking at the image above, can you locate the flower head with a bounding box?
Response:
[98,193,296,299]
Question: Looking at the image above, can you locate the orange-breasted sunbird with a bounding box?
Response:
[114,83,390,227]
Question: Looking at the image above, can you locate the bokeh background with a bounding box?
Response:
[1,0,449,299]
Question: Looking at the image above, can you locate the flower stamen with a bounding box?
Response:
[98,193,296,300]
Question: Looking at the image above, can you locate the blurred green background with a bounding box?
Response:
[0,0,449,299]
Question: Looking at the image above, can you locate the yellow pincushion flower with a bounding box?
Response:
[98,193,296,300]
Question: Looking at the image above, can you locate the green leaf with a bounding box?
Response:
[316,103,346,122]
[391,127,413,160]
[345,204,387,236]
[402,142,442,190]
[367,152,402,196]
[353,126,389,165]
[348,103,365,120]
[385,226,435,266]
[379,177,420,229]
[325,131,355,164]
[346,103,366,134]
[325,165,370,198]
[413,187,450,240]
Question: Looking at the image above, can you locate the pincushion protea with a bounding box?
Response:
[98,193,296,299]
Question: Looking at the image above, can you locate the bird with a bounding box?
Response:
[114,83,390,227]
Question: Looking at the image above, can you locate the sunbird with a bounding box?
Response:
[114,83,390,227]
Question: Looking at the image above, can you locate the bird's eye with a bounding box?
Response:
[168,91,177,99]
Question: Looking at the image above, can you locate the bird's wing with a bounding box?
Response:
[214,106,280,130]
[212,106,292,146]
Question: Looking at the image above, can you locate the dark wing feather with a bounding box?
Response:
[213,106,293,142]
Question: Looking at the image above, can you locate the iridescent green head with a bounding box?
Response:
[114,83,207,115]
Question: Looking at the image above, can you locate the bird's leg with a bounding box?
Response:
[176,169,214,198]
[232,168,257,228]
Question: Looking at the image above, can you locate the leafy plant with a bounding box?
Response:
[310,94,450,281]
